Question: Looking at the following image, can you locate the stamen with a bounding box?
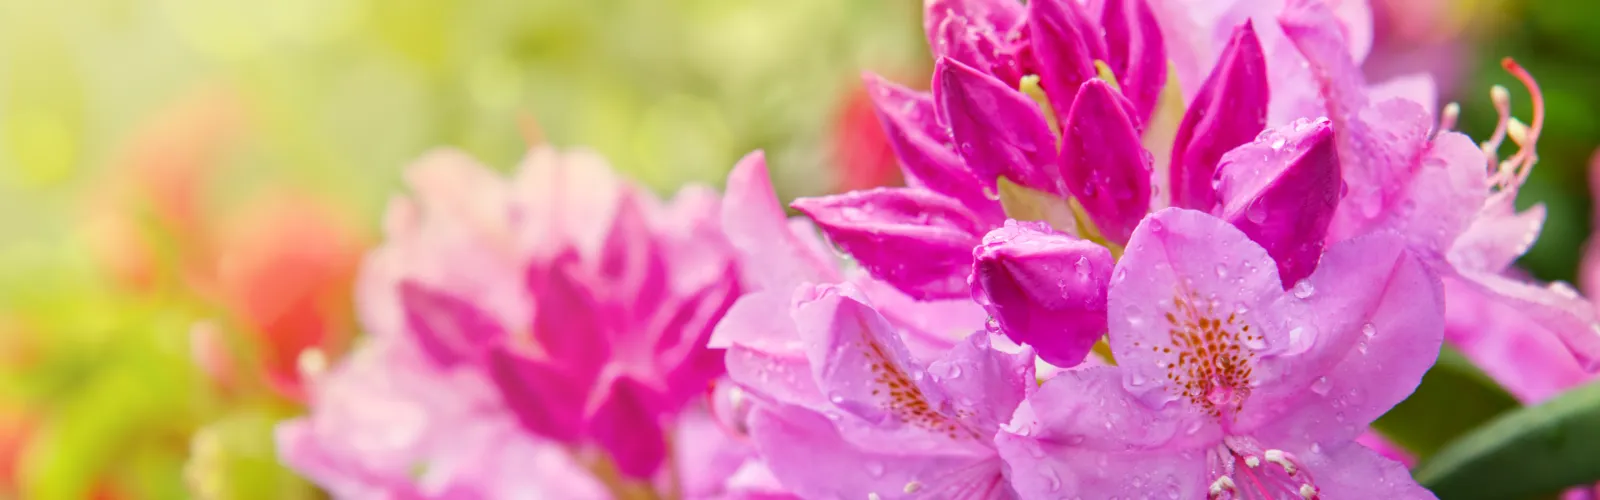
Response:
[1244,456,1260,468]
[904,481,923,493]
[1485,57,1546,196]
[1209,476,1237,497]
[1437,102,1460,134]
[1300,484,1320,499]
[1264,449,1297,475]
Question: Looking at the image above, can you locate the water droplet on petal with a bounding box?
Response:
[1291,280,1316,299]
[1310,376,1331,395]
[866,461,885,477]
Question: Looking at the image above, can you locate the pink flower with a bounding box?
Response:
[1281,0,1600,370]
[995,208,1442,498]
[281,146,771,497]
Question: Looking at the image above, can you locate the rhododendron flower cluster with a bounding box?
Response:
[277,0,1600,498]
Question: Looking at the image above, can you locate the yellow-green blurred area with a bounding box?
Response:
[0,0,925,498]
[0,0,1597,498]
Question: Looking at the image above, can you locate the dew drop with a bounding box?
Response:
[1214,264,1228,278]
[867,461,886,478]
[1291,279,1316,299]
[1361,322,1376,339]
[1310,376,1331,395]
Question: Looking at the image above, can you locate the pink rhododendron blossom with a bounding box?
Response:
[280,147,782,498]
[996,209,1442,498]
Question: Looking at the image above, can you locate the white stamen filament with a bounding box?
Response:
[1264,449,1297,475]
[1210,476,1237,496]
[1438,102,1460,133]
[1508,118,1530,147]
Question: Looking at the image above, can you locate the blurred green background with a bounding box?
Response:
[0,0,1593,498]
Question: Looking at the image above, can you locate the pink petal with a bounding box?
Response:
[862,73,1000,221]
[792,188,986,299]
[925,331,1037,433]
[1214,117,1341,286]
[1244,232,1443,440]
[598,192,669,320]
[1106,208,1290,412]
[926,0,1027,84]
[587,377,670,479]
[1357,431,1417,468]
[1446,278,1588,403]
[486,350,590,443]
[748,405,1010,500]
[1448,196,1545,275]
[398,280,507,367]
[1027,0,1107,120]
[854,277,984,360]
[1454,269,1600,371]
[792,283,936,425]
[1168,20,1268,212]
[1099,0,1168,125]
[721,151,841,291]
[994,367,1212,498]
[970,220,1112,367]
[1057,79,1154,244]
[935,57,1061,195]
[1293,441,1436,499]
[525,254,610,370]
[724,344,828,410]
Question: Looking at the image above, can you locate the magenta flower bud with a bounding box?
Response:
[971,220,1113,367]
[860,72,991,212]
[1026,0,1107,121]
[1215,117,1342,287]
[1056,79,1153,245]
[1169,20,1269,212]
[1098,0,1167,125]
[792,187,988,299]
[935,57,1062,195]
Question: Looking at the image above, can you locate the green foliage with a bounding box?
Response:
[1416,379,1600,499]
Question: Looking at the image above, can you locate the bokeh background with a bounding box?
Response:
[0,0,1591,497]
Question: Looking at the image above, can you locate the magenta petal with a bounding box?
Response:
[1057,79,1154,244]
[1456,270,1600,371]
[792,188,986,299]
[1294,442,1438,499]
[935,57,1060,195]
[398,280,507,367]
[924,0,1024,53]
[656,266,741,410]
[588,377,669,479]
[1215,118,1341,286]
[525,254,609,369]
[1099,0,1167,125]
[1168,20,1268,211]
[970,220,1112,367]
[1027,0,1108,119]
[598,192,668,318]
[862,73,998,220]
[487,350,588,443]
[926,0,1026,84]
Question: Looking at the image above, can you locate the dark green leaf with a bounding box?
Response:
[1416,378,1600,499]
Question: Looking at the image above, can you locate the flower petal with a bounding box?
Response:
[862,73,1000,221]
[1168,20,1268,212]
[1107,208,1295,413]
[792,188,986,299]
[792,283,938,426]
[1027,0,1108,121]
[748,404,1010,500]
[1446,277,1588,403]
[1454,270,1600,371]
[926,331,1036,433]
[926,0,1027,84]
[1448,196,1545,274]
[486,350,589,443]
[1294,441,1437,499]
[1215,118,1342,286]
[1057,79,1154,244]
[1099,0,1168,125]
[587,377,670,479]
[994,367,1211,498]
[1243,232,1443,439]
[970,220,1113,367]
[398,280,507,368]
[935,57,1060,195]
[722,151,841,291]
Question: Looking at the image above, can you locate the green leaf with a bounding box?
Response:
[1372,347,1522,460]
[1415,377,1600,499]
